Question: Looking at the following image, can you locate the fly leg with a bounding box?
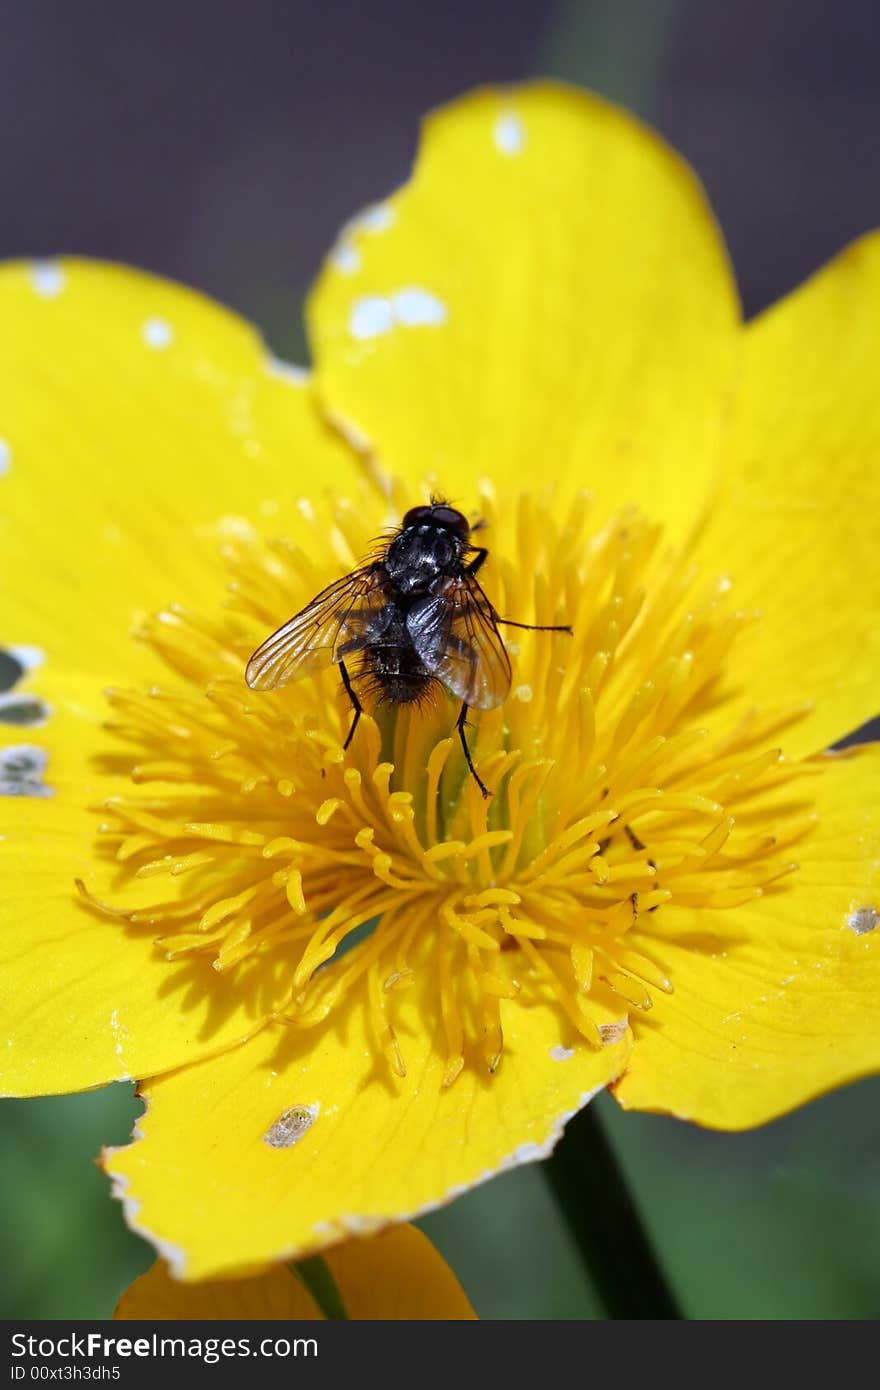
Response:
[338,658,363,751]
[623,823,646,852]
[495,617,573,635]
[456,700,491,800]
[622,823,660,912]
[467,551,571,633]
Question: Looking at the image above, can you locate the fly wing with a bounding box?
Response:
[245,564,391,690]
[407,575,512,710]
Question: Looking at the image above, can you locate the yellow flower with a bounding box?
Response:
[115,1226,475,1320]
[1,83,878,1282]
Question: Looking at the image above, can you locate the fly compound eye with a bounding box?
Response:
[403,505,434,528]
[430,505,469,533]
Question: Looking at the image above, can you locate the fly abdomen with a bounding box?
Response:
[360,643,438,707]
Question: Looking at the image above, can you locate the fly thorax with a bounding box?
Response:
[385,525,461,594]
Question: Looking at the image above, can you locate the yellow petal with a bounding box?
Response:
[0,258,356,683]
[309,82,739,536]
[0,260,359,1094]
[115,1226,475,1320]
[325,1225,475,1319]
[691,233,880,755]
[0,683,292,1096]
[613,744,880,1129]
[104,964,630,1280]
[115,1260,319,1320]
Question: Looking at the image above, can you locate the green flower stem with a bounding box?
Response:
[290,1256,350,1320]
[544,1102,682,1319]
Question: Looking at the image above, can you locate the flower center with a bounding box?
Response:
[79,486,814,1084]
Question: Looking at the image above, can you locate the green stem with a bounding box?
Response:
[290,1256,350,1320]
[544,1102,682,1319]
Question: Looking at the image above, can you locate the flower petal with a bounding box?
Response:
[309,82,739,536]
[0,259,356,683]
[0,685,293,1097]
[324,1225,475,1319]
[103,965,630,1280]
[0,261,360,1095]
[613,744,880,1129]
[691,233,880,755]
[115,1226,475,1320]
[115,1260,319,1320]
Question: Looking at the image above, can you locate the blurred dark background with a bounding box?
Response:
[5,0,880,337]
[2,0,879,1320]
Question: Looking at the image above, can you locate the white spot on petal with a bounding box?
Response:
[331,202,396,279]
[142,317,174,350]
[350,296,394,339]
[7,646,45,674]
[350,289,447,340]
[514,684,533,703]
[0,744,53,797]
[358,202,395,233]
[331,241,360,274]
[30,261,65,298]
[847,904,878,936]
[550,1044,574,1063]
[266,354,309,386]
[264,1102,319,1149]
[0,439,10,476]
[392,287,447,327]
[495,110,524,156]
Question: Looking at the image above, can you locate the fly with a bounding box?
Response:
[245,501,571,798]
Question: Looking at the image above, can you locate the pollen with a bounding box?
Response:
[77,487,815,1084]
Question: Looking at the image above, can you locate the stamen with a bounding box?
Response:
[78,489,814,1083]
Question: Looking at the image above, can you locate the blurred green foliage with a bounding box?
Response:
[1,1088,151,1319]
[538,0,683,115]
[425,1082,880,1318]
